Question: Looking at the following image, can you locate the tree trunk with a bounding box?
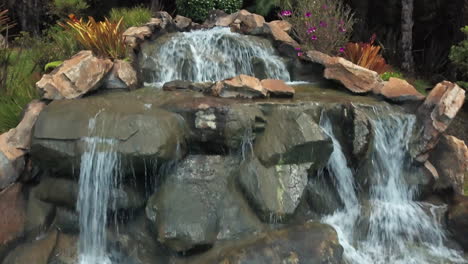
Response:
[401,0,415,74]
[151,0,162,13]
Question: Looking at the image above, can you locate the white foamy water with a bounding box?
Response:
[320,113,467,264]
[77,119,120,264]
[141,27,290,85]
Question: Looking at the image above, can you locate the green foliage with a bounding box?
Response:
[109,6,152,28]
[251,0,292,17]
[44,61,63,72]
[456,81,468,90]
[50,0,89,18]
[215,0,243,14]
[450,26,468,87]
[281,0,355,55]
[380,71,403,81]
[411,79,431,95]
[176,0,216,22]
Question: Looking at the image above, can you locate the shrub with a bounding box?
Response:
[176,0,216,22]
[280,0,355,55]
[449,26,468,88]
[380,71,403,81]
[251,0,293,17]
[50,0,89,18]
[59,15,127,59]
[109,6,152,28]
[215,0,243,14]
[342,34,390,74]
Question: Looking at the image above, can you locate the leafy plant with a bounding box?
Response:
[280,0,355,55]
[176,0,216,22]
[342,34,390,74]
[50,0,89,18]
[215,0,243,14]
[0,8,14,33]
[109,6,152,28]
[59,14,127,59]
[449,26,468,88]
[45,61,63,72]
[251,0,293,17]
[380,71,403,81]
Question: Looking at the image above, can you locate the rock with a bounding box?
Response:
[263,22,300,57]
[31,95,188,174]
[352,108,372,159]
[306,170,343,215]
[175,222,343,264]
[302,50,332,66]
[49,233,78,264]
[174,15,192,31]
[53,207,79,233]
[375,77,425,102]
[0,184,25,251]
[33,177,144,211]
[236,10,265,34]
[146,155,263,252]
[261,79,295,98]
[239,156,310,221]
[324,57,384,93]
[213,75,267,98]
[254,108,332,167]
[2,229,57,264]
[204,10,229,27]
[145,18,162,31]
[447,194,468,251]
[411,81,466,161]
[162,80,213,93]
[429,135,468,194]
[36,51,113,100]
[103,60,138,90]
[123,26,152,41]
[268,20,292,32]
[153,11,174,30]
[24,189,55,238]
[0,101,46,190]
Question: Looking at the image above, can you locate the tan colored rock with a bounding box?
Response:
[376,77,425,102]
[264,22,299,48]
[2,229,57,264]
[0,101,46,189]
[268,20,292,32]
[213,75,267,98]
[145,18,162,31]
[0,184,25,249]
[302,50,332,66]
[324,57,384,93]
[36,51,113,100]
[236,10,265,34]
[174,15,192,31]
[411,81,466,161]
[215,13,237,27]
[429,135,468,194]
[261,79,295,97]
[49,233,78,264]
[123,26,152,40]
[103,60,138,90]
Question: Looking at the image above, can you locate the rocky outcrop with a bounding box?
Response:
[0,184,25,252]
[103,60,138,90]
[212,74,267,99]
[411,81,466,161]
[429,135,468,194]
[2,229,57,264]
[36,51,113,100]
[0,101,46,190]
[173,222,343,264]
[174,15,192,31]
[324,57,384,93]
[447,195,468,251]
[260,79,295,97]
[375,77,425,102]
[123,25,152,48]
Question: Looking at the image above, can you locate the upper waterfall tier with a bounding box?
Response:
[139,27,291,86]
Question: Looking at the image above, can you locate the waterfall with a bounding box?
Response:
[140,27,291,86]
[77,118,120,264]
[320,113,466,264]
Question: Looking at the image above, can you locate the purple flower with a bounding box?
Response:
[311,35,317,40]
[281,10,292,16]
[319,21,327,27]
[307,26,317,33]
[305,12,312,17]
[295,47,302,51]
[297,52,304,56]
[339,27,347,32]
[339,20,345,25]
[339,47,345,53]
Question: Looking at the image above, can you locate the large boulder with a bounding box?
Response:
[0,101,46,190]
[0,184,25,253]
[146,155,263,252]
[239,156,311,221]
[375,77,425,102]
[411,81,466,161]
[174,222,343,264]
[429,135,468,194]
[263,22,300,57]
[212,75,267,99]
[103,60,138,90]
[236,10,266,34]
[36,51,113,100]
[261,79,295,98]
[447,195,468,251]
[324,57,384,93]
[2,229,57,264]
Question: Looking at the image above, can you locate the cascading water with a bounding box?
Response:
[77,118,120,264]
[320,112,467,264]
[140,27,290,86]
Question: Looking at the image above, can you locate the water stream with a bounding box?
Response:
[140,27,290,86]
[320,113,466,264]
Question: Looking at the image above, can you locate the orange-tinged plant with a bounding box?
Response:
[343,34,390,74]
[59,14,127,60]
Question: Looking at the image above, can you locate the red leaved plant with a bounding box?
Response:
[343,34,390,74]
